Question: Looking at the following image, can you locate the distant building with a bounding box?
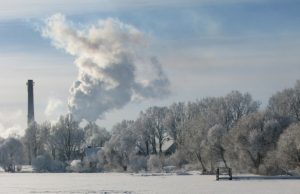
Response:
[156,137,176,156]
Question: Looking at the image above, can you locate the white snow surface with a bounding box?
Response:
[0,172,299,194]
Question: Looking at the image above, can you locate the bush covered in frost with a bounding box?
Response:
[129,155,147,172]
[147,155,163,172]
[67,160,83,172]
[32,154,65,172]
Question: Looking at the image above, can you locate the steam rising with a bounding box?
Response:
[42,13,170,121]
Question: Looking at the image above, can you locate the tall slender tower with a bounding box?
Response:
[27,80,35,126]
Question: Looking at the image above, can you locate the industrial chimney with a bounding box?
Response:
[27,80,35,126]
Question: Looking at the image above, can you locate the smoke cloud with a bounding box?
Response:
[45,97,67,123]
[42,13,170,121]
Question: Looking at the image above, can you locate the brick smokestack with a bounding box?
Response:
[27,80,35,126]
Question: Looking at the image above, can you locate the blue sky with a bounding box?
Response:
[0,0,300,137]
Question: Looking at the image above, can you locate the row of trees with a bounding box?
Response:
[0,115,111,172]
[98,90,262,173]
[0,80,299,174]
[89,80,300,174]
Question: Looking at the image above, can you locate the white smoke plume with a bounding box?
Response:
[45,97,67,122]
[42,13,170,121]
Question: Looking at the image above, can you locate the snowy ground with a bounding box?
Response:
[0,172,299,194]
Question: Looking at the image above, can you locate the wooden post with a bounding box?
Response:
[216,168,219,181]
[229,168,232,180]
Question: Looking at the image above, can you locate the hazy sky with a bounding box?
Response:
[0,0,300,137]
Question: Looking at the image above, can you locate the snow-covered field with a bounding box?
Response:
[0,172,299,194]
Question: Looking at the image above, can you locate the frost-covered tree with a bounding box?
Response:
[23,122,38,165]
[174,91,259,172]
[228,112,283,173]
[207,124,228,168]
[198,91,259,130]
[134,116,152,156]
[51,114,85,162]
[144,107,168,154]
[0,137,24,172]
[182,116,210,173]
[267,80,300,124]
[224,91,260,128]
[164,102,186,146]
[142,112,158,154]
[84,122,110,147]
[38,121,52,155]
[275,122,300,174]
[101,120,136,171]
[23,121,52,164]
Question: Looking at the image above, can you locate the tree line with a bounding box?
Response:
[0,80,299,175]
